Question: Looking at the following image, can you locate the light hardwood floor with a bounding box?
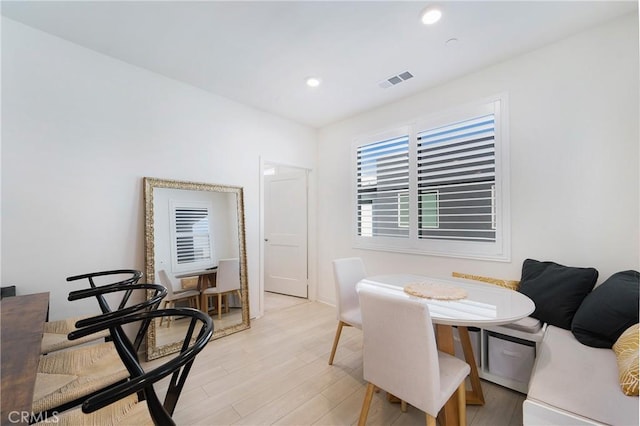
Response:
[146,294,525,425]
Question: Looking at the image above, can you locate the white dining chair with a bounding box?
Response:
[328,257,365,365]
[202,258,242,320]
[158,269,200,327]
[357,284,470,426]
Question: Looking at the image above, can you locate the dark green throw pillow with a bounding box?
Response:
[517,259,598,330]
[571,270,640,348]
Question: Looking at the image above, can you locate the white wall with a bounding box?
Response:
[317,14,639,304]
[1,18,317,319]
[3,13,639,317]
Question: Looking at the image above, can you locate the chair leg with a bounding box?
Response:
[205,295,215,315]
[222,293,227,314]
[328,321,347,365]
[401,400,407,412]
[457,381,467,426]
[159,300,167,326]
[218,293,223,320]
[358,382,376,426]
[167,301,174,328]
[426,414,436,426]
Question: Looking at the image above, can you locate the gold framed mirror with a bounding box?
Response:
[144,177,250,360]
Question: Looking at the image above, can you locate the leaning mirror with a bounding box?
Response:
[144,177,250,360]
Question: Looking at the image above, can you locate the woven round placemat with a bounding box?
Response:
[404,282,467,300]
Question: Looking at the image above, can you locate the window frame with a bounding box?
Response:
[398,191,410,228]
[419,190,440,230]
[352,94,510,261]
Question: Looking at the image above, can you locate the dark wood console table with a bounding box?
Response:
[1,292,49,425]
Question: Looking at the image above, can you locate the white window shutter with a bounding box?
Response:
[356,135,410,238]
[417,114,496,242]
[170,201,216,272]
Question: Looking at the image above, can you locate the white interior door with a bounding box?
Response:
[264,168,308,298]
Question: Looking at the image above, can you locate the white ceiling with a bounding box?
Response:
[2,1,637,128]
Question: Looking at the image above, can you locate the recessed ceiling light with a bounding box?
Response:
[421,7,442,25]
[306,77,321,88]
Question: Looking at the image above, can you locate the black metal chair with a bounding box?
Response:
[41,269,144,354]
[36,308,214,425]
[32,283,167,420]
[66,269,145,315]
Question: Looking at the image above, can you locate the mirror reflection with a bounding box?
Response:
[144,177,250,360]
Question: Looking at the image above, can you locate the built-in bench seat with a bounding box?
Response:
[453,266,639,418]
[523,325,639,425]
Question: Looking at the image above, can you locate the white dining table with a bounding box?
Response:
[357,274,535,426]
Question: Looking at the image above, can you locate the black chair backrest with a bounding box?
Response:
[66,269,143,288]
[68,283,167,356]
[69,308,214,425]
[66,269,144,314]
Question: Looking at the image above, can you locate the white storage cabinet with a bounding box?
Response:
[487,331,536,383]
[451,323,545,394]
[481,325,545,393]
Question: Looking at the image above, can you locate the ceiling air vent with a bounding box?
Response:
[379,71,414,89]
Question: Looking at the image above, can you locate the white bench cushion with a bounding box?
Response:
[501,316,542,333]
[527,325,639,425]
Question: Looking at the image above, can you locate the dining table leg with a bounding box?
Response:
[458,326,485,405]
[436,324,459,426]
[436,325,486,426]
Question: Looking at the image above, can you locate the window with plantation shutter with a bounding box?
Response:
[417,114,496,242]
[170,201,216,272]
[356,135,410,238]
[353,96,510,261]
